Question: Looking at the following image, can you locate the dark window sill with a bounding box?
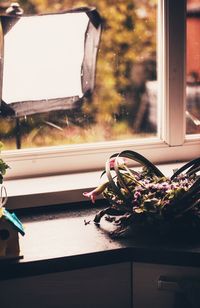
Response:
[1,200,200,280]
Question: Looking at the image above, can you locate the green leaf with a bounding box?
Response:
[0,143,9,183]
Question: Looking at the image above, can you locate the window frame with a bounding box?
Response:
[2,0,200,180]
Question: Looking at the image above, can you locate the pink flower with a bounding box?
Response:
[109,157,126,169]
[83,190,97,204]
[83,181,109,204]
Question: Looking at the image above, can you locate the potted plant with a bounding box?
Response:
[84,150,200,238]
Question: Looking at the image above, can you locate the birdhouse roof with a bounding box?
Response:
[0,207,25,236]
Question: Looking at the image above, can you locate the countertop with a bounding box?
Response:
[1,200,200,280]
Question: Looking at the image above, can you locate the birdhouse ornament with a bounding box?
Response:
[0,186,25,258]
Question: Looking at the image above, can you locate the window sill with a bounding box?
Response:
[5,161,185,210]
[5,171,101,210]
[1,198,200,281]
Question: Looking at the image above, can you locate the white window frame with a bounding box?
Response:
[2,0,200,180]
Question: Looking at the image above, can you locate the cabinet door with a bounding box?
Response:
[0,262,131,308]
[133,262,200,308]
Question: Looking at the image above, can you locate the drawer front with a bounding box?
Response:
[133,262,200,308]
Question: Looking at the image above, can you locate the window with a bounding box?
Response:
[1,0,200,180]
[1,1,157,150]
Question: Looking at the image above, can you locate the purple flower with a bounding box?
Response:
[134,191,141,199]
[132,201,139,207]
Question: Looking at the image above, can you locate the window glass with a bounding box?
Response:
[0,0,157,150]
[186,0,200,134]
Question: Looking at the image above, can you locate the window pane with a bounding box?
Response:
[0,0,157,150]
[186,0,200,134]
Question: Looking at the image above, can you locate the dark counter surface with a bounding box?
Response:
[1,201,200,280]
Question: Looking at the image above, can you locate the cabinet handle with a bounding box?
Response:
[158,276,181,292]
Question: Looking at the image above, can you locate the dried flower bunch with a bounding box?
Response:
[84,150,200,237]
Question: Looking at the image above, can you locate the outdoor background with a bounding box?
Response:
[0,0,158,149]
[0,0,199,150]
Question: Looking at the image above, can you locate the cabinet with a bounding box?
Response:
[2,260,200,308]
[0,262,131,308]
[133,262,200,308]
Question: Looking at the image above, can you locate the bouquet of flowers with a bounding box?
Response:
[83,150,200,237]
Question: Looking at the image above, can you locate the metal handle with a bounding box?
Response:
[158,276,181,292]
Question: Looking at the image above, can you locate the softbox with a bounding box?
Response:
[0,7,101,117]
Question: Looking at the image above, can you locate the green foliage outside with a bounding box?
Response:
[0,0,157,149]
[0,142,9,183]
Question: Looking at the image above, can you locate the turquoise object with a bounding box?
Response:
[3,208,25,236]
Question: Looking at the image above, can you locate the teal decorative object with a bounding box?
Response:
[3,209,25,236]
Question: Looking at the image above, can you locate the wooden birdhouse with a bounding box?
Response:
[0,206,25,258]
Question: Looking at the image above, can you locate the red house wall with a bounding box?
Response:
[187,0,200,80]
[187,17,200,78]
